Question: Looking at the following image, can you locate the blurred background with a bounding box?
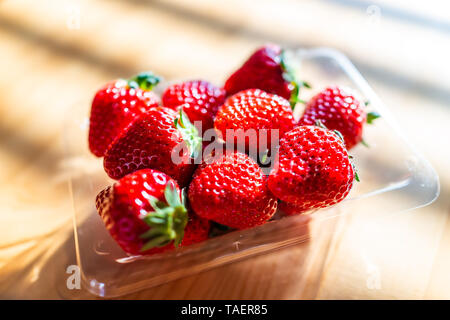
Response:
[0,0,449,299]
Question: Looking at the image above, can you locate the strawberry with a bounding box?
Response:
[214,89,296,155]
[180,212,211,246]
[268,125,355,214]
[299,86,380,149]
[95,169,211,255]
[162,80,226,134]
[278,201,309,216]
[103,107,201,187]
[188,151,278,229]
[224,44,308,106]
[88,72,161,157]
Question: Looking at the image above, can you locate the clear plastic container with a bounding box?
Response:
[64,48,439,298]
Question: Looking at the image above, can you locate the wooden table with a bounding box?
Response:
[0,0,449,299]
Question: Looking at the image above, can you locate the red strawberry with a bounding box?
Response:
[162,80,226,134]
[224,44,308,106]
[188,151,278,229]
[103,107,201,187]
[214,89,296,154]
[181,212,211,246]
[299,86,379,149]
[88,72,161,157]
[95,169,211,255]
[278,201,309,216]
[268,126,355,214]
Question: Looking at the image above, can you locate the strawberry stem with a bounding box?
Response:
[127,72,160,91]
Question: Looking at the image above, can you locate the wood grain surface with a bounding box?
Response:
[0,0,449,299]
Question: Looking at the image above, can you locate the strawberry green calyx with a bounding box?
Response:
[174,109,202,159]
[348,155,360,182]
[280,50,311,108]
[345,142,360,182]
[360,139,370,148]
[353,164,360,182]
[360,112,380,148]
[366,111,381,124]
[127,72,161,91]
[139,182,188,251]
[260,149,270,165]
